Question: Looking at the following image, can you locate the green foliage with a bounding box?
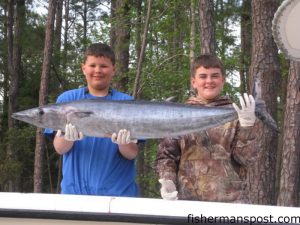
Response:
[0,127,36,191]
[127,0,192,103]
[136,140,161,198]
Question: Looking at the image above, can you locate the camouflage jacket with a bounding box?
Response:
[155,96,260,203]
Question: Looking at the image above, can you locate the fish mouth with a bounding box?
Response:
[12,112,24,120]
[12,111,39,126]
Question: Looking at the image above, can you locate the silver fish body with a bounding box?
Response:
[11,99,239,139]
[12,99,278,139]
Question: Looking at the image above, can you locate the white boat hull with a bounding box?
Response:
[0,192,299,224]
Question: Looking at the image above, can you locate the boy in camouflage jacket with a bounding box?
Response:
[155,54,259,203]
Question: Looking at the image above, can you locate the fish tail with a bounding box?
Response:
[255,101,280,133]
[252,77,279,132]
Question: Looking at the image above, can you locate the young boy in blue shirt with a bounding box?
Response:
[44,43,139,197]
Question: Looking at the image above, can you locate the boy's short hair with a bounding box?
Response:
[191,54,225,77]
[83,43,115,65]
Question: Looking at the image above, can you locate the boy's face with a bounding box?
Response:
[191,66,225,101]
[82,56,115,95]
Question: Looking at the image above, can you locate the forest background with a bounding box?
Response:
[0,0,299,207]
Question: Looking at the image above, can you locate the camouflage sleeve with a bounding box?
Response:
[155,138,181,183]
[231,119,261,166]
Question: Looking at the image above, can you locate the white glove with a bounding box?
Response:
[158,178,178,200]
[111,129,137,145]
[232,93,256,127]
[56,123,84,141]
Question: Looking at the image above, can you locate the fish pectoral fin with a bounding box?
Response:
[71,111,94,118]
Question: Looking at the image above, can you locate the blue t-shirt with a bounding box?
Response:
[44,87,139,197]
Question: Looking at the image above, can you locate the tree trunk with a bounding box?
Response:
[171,0,184,71]
[34,0,57,193]
[110,0,117,49]
[62,0,69,71]
[199,0,216,54]
[54,0,63,52]
[132,0,152,98]
[135,0,142,63]
[239,0,251,93]
[189,0,196,70]
[277,61,300,206]
[51,0,64,92]
[275,57,289,200]
[7,0,25,192]
[248,0,280,205]
[82,0,88,50]
[111,0,131,92]
[1,0,9,143]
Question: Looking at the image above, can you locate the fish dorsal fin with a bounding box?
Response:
[150,96,176,102]
[165,96,176,102]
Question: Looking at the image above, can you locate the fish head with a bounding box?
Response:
[12,105,66,131]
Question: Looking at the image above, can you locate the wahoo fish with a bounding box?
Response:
[12,99,279,139]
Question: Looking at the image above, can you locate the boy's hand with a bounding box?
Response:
[159,178,178,200]
[232,93,256,127]
[56,123,84,141]
[111,129,137,145]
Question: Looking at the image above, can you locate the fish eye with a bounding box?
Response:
[38,108,44,115]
